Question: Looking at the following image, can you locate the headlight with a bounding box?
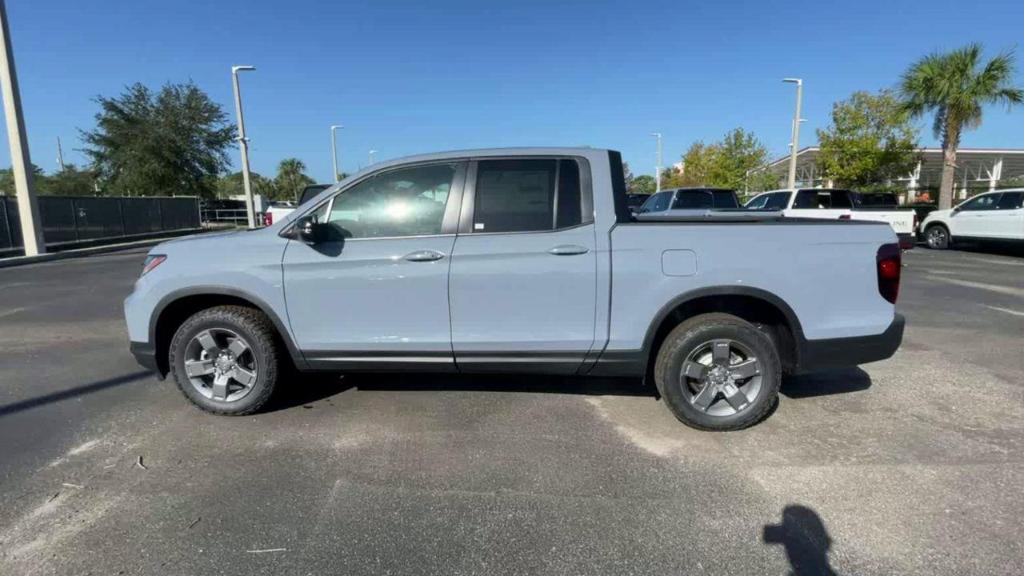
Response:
[141,254,167,277]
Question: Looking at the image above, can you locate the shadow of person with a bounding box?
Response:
[763,505,839,576]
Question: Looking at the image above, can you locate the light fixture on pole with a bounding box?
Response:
[330,124,343,182]
[783,78,803,189]
[651,132,662,193]
[231,65,257,228]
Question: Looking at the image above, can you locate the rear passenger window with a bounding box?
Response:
[997,192,1023,210]
[473,159,583,233]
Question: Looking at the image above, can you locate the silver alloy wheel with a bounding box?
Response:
[926,226,948,249]
[184,328,258,402]
[680,339,763,417]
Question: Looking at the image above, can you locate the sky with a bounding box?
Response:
[3,0,1024,183]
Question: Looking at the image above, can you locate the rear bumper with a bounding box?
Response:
[129,341,165,380]
[897,233,915,250]
[796,313,904,373]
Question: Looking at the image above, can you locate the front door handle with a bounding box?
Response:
[403,250,446,262]
[548,244,590,256]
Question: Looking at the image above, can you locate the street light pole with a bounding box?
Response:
[231,65,257,228]
[368,149,377,165]
[0,0,44,255]
[330,125,343,182]
[783,78,803,189]
[651,132,662,193]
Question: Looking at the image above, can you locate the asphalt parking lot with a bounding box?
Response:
[1,245,1022,575]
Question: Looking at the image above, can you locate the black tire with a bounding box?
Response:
[924,224,950,250]
[169,305,280,415]
[654,313,781,431]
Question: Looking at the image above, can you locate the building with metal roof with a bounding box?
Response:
[765,147,1024,201]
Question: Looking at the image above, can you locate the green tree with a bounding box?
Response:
[899,44,1023,209]
[81,82,235,198]
[37,164,99,196]
[216,171,276,199]
[274,158,315,201]
[674,129,776,191]
[816,90,920,188]
[630,174,656,194]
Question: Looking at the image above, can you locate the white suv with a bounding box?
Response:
[920,189,1024,249]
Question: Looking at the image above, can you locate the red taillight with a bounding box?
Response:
[263,212,273,226]
[876,243,901,304]
[141,255,166,276]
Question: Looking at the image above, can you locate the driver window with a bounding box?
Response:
[960,193,1001,211]
[327,163,457,238]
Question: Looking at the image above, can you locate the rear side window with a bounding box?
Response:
[997,191,1023,209]
[794,189,852,209]
[473,159,583,233]
[711,190,739,208]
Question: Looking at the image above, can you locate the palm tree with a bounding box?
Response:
[274,158,314,201]
[899,44,1023,209]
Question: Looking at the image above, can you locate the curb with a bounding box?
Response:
[0,229,215,269]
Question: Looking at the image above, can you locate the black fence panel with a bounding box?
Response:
[158,197,200,231]
[122,198,163,235]
[38,197,78,244]
[0,195,199,253]
[74,197,125,240]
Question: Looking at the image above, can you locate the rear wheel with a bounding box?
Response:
[654,313,781,431]
[169,305,280,415]
[925,224,950,250]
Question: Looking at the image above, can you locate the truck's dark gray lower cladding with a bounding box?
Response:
[0,195,200,253]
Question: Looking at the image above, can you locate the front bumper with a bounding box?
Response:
[797,313,905,373]
[129,341,165,380]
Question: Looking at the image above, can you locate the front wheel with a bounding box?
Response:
[169,305,280,415]
[925,224,950,250]
[654,313,781,431]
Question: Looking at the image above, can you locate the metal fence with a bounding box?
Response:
[0,195,201,252]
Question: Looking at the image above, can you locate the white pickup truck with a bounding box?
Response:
[745,189,916,249]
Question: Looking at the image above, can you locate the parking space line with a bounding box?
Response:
[925,275,1024,298]
[983,305,1024,318]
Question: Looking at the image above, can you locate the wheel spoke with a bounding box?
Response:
[228,338,248,357]
[232,367,257,387]
[712,340,731,365]
[211,373,230,400]
[721,382,750,411]
[683,361,708,381]
[196,330,221,358]
[691,383,717,411]
[184,359,215,378]
[728,359,760,380]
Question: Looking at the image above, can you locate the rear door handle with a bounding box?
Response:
[402,250,446,262]
[548,244,590,256]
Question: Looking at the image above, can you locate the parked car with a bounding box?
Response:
[263,184,333,225]
[125,148,903,431]
[625,193,649,213]
[745,189,917,249]
[638,187,740,213]
[920,189,1024,249]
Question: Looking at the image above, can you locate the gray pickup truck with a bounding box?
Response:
[125,148,904,430]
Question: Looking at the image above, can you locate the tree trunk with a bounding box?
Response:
[938,124,960,210]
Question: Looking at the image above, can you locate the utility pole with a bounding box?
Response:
[231,65,257,228]
[330,124,343,182]
[0,0,44,255]
[783,78,803,189]
[651,132,662,193]
[56,136,65,172]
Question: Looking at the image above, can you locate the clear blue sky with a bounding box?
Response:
[3,0,1023,182]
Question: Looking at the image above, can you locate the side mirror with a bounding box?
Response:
[951,206,961,214]
[296,215,327,244]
